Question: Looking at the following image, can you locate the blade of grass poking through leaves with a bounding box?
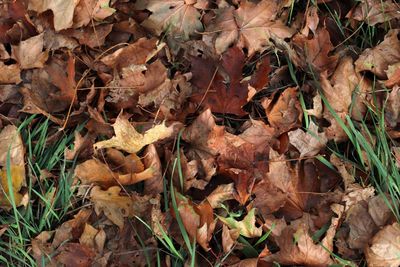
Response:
[177,129,184,191]
[170,158,195,262]
[237,236,258,258]
[5,143,23,244]
[254,224,274,247]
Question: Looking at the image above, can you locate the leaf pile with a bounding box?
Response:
[1,0,400,266]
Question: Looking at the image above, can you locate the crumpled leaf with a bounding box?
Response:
[206,183,235,209]
[93,114,176,153]
[355,29,400,79]
[205,1,294,55]
[28,0,80,31]
[218,208,262,238]
[222,224,240,253]
[288,121,327,157]
[136,0,203,40]
[365,223,400,267]
[292,27,338,75]
[264,208,343,266]
[74,157,155,187]
[348,0,400,26]
[90,186,151,229]
[12,33,48,69]
[175,192,216,251]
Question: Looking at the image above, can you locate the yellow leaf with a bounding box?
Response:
[0,165,25,209]
[93,114,174,153]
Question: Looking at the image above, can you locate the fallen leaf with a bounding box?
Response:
[222,224,240,253]
[54,243,95,267]
[355,29,400,79]
[292,27,338,75]
[143,144,163,194]
[264,209,343,266]
[90,186,151,229]
[63,24,113,48]
[0,125,26,209]
[205,1,294,55]
[12,33,48,69]
[73,0,115,28]
[288,121,327,157]
[348,0,400,26]
[385,85,400,128]
[206,183,236,209]
[136,0,203,40]
[0,62,21,84]
[75,157,155,186]
[365,223,400,267]
[93,113,176,153]
[28,0,80,31]
[264,87,302,134]
[218,208,262,238]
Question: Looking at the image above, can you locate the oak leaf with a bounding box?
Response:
[93,114,175,153]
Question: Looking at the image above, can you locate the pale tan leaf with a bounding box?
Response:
[12,33,48,69]
[93,114,175,153]
[288,121,327,157]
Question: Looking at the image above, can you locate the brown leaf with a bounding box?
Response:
[348,0,400,26]
[206,183,235,209]
[54,243,95,267]
[205,1,294,55]
[63,24,113,48]
[264,209,343,266]
[28,0,80,31]
[74,157,155,187]
[12,33,48,69]
[136,0,203,40]
[264,87,302,134]
[288,121,327,157]
[90,186,151,229]
[190,46,250,115]
[365,223,400,267]
[0,62,21,84]
[73,0,115,28]
[143,144,163,194]
[355,29,400,79]
[222,224,240,253]
[292,27,338,75]
[385,85,400,128]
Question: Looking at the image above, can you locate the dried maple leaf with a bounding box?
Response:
[205,0,294,55]
[365,223,400,267]
[63,24,113,48]
[54,243,95,267]
[28,0,79,31]
[93,113,176,153]
[190,46,249,115]
[288,121,327,157]
[355,29,400,79]
[292,27,338,75]
[347,0,400,26]
[136,0,203,40]
[218,208,262,238]
[12,33,48,69]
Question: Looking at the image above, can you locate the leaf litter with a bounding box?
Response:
[1,0,400,266]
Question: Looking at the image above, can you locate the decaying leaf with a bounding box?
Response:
[93,114,176,153]
[218,208,262,238]
[365,223,400,267]
[90,186,151,229]
[0,62,21,84]
[222,224,240,253]
[348,0,400,26]
[288,121,327,157]
[73,0,115,28]
[355,29,400,79]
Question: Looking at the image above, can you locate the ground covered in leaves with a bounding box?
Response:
[1,0,400,266]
